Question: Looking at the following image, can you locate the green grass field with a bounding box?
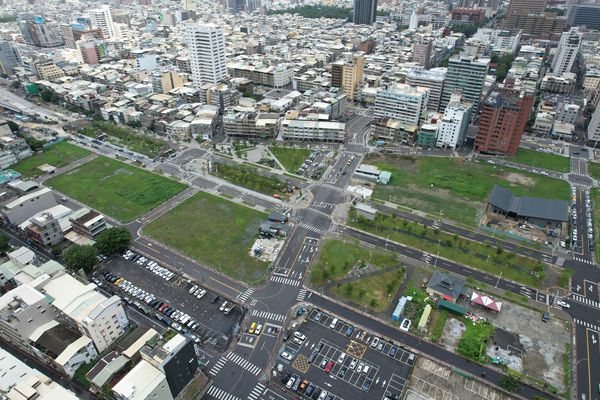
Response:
[457,319,495,360]
[367,155,570,226]
[212,163,287,196]
[144,192,268,283]
[589,162,600,180]
[311,239,398,285]
[12,142,90,178]
[47,156,186,221]
[269,146,312,173]
[349,210,550,288]
[509,148,570,172]
[330,268,405,312]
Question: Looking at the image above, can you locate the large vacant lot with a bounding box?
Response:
[47,156,185,221]
[367,155,570,226]
[12,141,90,178]
[510,148,570,172]
[143,192,268,283]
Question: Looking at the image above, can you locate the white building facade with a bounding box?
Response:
[374,84,429,125]
[186,24,227,90]
[552,28,582,76]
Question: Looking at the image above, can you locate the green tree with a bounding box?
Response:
[25,136,45,151]
[0,234,10,253]
[499,375,520,392]
[7,120,19,133]
[344,283,354,296]
[95,227,132,255]
[370,299,379,308]
[62,245,98,274]
[358,289,366,298]
[10,80,20,89]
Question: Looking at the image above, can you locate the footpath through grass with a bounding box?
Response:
[367,155,570,226]
[311,239,398,285]
[81,121,168,158]
[12,141,90,178]
[331,268,405,312]
[211,162,287,196]
[144,191,269,283]
[509,148,570,172]
[47,156,185,221]
[269,146,312,172]
[348,210,548,288]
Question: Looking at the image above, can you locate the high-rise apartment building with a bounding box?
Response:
[186,23,227,90]
[89,5,116,40]
[413,41,432,68]
[406,67,446,112]
[331,55,364,101]
[436,95,472,149]
[440,54,490,112]
[474,84,534,156]
[567,0,600,29]
[505,0,547,29]
[0,41,21,75]
[374,84,430,126]
[587,102,600,141]
[19,18,64,48]
[353,0,378,25]
[551,27,582,75]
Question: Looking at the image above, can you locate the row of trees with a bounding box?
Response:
[62,227,132,274]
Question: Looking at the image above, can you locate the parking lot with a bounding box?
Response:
[98,250,244,352]
[273,308,414,400]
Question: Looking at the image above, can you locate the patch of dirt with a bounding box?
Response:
[438,317,465,352]
[101,167,134,181]
[502,172,535,186]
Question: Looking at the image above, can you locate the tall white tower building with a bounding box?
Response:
[89,5,116,40]
[409,10,418,29]
[185,23,227,90]
[551,27,582,76]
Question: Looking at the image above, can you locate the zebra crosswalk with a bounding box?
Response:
[572,294,600,308]
[573,257,594,265]
[420,253,433,263]
[297,288,307,302]
[227,352,262,376]
[431,221,441,229]
[206,385,242,400]
[320,183,344,192]
[271,275,301,286]
[574,318,600,332]
[248,383,266,400]
[307,207,332,219]
[237,288,254,303]
[251,309,286,322]
[298,222,326,234]
[209,356,227,376]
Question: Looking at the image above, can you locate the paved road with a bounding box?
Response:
[0,86,71,122]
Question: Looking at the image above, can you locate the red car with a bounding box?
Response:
[158,303,169,312]
[325,361,334,373]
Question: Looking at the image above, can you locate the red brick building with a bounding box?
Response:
[450,7,486,25]
[474,85,534,156]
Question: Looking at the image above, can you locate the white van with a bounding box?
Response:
[329,318,338,329]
